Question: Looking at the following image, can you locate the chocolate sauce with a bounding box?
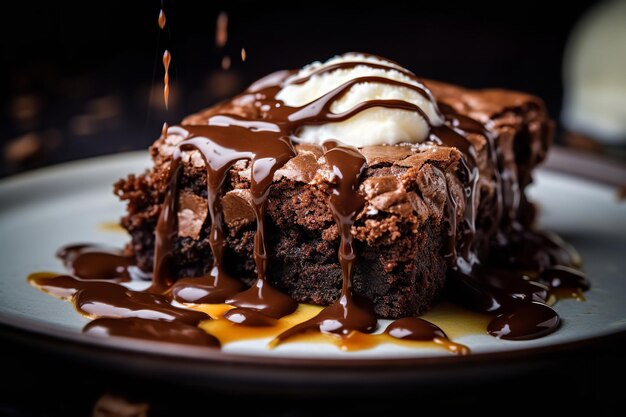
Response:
[241,48,247,62]
[289,61,418,85]
[490,229,581,271]
[540,265,590,292]
[162,50,171,110]
[266,76,434,126]
[158,9,166,30]
[488,302,560,340]
[430,114,482,269]
[223,307,276,327]
[226,279,297,319]
[448,267,549,313]
[159,157,242,302]
[85,317,219,347]
[150,159,182,293]
[385,317,446,340]
[29,274,207,324]
[385,317,469,355]
[57,244,134,282]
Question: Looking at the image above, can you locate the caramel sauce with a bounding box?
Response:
[98,222,127,234]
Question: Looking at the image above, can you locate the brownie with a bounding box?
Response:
[115,80,552,319]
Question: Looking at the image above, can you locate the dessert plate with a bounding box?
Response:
[1,150,625,388]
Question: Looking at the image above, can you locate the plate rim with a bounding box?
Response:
[2,310,626,370]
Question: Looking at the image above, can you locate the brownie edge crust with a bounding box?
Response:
[115,81,552,319]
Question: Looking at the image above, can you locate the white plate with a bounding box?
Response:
[0,151,625,364]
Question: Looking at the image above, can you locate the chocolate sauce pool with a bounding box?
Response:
[28,55,588,352]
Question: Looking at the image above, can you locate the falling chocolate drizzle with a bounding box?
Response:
[215,12,228,48]
[162,50,171,110]
[385,317,469,355]
[158,4,170,111]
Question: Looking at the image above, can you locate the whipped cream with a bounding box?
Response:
[276,53,443,147]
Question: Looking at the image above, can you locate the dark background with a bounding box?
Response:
[0,0,604,177]
[3,1,626,416]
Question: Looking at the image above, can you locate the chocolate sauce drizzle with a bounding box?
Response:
[57,244,134,282]
[271,143,377,344]
[85,317,219,347]
[30,54,589,350]
[163,125,298,317]
[385,317,469,355]
[158,8,166,30]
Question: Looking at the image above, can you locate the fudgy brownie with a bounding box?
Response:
[115,56,552,319]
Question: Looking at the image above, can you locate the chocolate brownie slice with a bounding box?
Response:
[115,81,551,318]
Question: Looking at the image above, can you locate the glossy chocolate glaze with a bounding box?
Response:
[29,274,207,324]
[29,53,589,349]
[488,302,560,340]
[385,317,469,355]
[215,12,228,48]
[223,307,277,327]
[385,317,446,340]
[540,265,590,292]
[85,317,219,347]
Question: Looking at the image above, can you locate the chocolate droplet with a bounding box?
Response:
[488,302,560,340]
